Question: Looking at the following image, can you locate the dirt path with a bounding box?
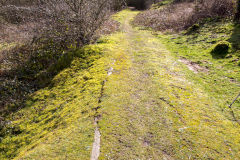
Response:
[93,10,240,160]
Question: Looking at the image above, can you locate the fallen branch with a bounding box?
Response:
[228,92,240,124]
[229,92,240,109]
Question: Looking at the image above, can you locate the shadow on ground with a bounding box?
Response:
[229,23,240,57]
[0,43,80,118]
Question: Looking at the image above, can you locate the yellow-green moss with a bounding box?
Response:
[0,41,115,159]
[97,10,240,159]
[211,40,231,58]
[113,9,139,28]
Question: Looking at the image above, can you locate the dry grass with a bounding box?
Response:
[134,0,235,32]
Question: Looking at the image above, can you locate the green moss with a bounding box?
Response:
[186,24,200,34]
[0,41,114,159]
[154,19,240,123]
[211,41,231,58]
[113,9,139,24]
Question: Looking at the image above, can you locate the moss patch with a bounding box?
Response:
[211,40,231,58]
[0,41,115,159]
[186,24,200,34]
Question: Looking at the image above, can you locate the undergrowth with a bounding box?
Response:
[134,0,234,32]
[1,8,240,160]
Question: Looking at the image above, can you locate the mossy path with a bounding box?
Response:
[97,11,240,159]
[2,10,240,160]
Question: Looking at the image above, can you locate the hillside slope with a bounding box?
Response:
[0,10,240,159]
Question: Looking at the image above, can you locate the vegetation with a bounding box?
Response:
[134,0,234,31]
[98,10,240,159]
[157,21,240,112]
[0,44,110,159]
[0,1,121,158]
[1,0,240,159]
[126,0,162,9]
[211,41,231,58]
[132,1,240,158]
[0,0,120,117]
[133,0,240,124]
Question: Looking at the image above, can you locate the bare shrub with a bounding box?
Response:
[0,0,36,6]
[134,2,195,31]
[0,0,124,43]
[0,4,49,43]
[194,0,234,18]
[95,18,120,38]
[210,0,234,17]
[134,0,235,32]
[0,16,120,116]
[0,0,122,117]
[35,0,120,46]
[0,5,46,24]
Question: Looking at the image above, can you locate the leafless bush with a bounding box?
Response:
[0,16,120,116]
[134,2,195,31]
[210,0,234,17]
[0,0,36,6]
[35,0,121,46]
[0,0,124,43]
[0,5,46,24]
[0,4,50,43]
[0,0,122,116]
[134,0,235,32]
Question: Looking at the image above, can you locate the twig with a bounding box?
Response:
[229,92,240,109]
